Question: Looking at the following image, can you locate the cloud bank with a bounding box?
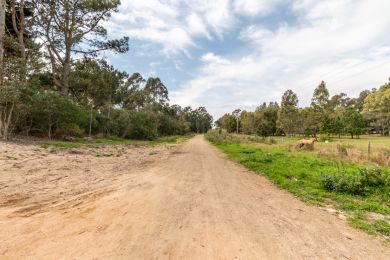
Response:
[108,0,390,119]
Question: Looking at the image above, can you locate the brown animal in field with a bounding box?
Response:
[296,136,318,149]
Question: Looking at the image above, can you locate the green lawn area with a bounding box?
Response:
[212,141,390,238]
[40,134,194,148]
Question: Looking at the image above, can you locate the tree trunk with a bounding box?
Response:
[61,61,70,96]
[0,0,6,86]
[11,0,27,81]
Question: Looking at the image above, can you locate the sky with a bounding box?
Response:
[105,0,390,119]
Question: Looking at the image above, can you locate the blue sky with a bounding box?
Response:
[106,0,390,119]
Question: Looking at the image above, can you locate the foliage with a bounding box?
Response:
[216,80,390,138]
[277,89,299,136]
[363,83,390,135]
[34,0,129,96]
[22,89,89,138]
[205,129,240,145]
[342,107,366,138]
[320,168,389,195]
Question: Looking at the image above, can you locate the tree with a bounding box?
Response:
[35,0,129,96]
[342,108,366,138]
[27,90,88,138]
[363,83,390,135]
[311,81,330,111]
[352,89,371,112]
[191,107,213,133]
[232,109,241,134]
[69,59,127,107]
[215,113,236,133]
[297,107,318,136]
[144,77,169,106]
[310,81,330,134]
[257,122,272,138]
[260,102,278,135]
[0,0,5,85]
[277,89,299,136]
[240,111,256,134]
[321,115,344,138]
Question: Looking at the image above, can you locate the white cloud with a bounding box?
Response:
[107,0,238,55]
[233,0,282,16]
[172,0,390,118]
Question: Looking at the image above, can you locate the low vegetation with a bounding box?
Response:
[206,130,390,238]
[40,135,194,149]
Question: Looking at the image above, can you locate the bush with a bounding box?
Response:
[56,123,84,137]
[21,90,89,138]
[128,111,158,140]
[205,129,240,144]
[320,168,389,195]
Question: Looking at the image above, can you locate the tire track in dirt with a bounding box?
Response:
[0,136,389,259]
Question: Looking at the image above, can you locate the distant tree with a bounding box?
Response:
[232,109,241,134]
[352,89,371,112]
[311,81,330,111]
[277,89,299,136]
[363,82,390,135]
[69,59,128,107]
[254,102,278,136]
[329,93,350,111]
[192,107,213,133]
[215,113,236,133]
[35,0,129,96]
[144,77,169,106]
[321,115,344,138]
[310,81,330,134]
[240,111,256,134]
[298,107,317,136]
[0,0,5,85]
[342,108,366,138]
[257,122,272,138]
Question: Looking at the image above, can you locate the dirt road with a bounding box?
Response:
[1,136,389,259]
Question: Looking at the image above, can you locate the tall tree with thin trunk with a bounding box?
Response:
[277,89,299,136]
[10,0,27,81]
[35,0,129,96]
[0,0,6,86]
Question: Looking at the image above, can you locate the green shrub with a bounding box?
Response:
[56,123,84,137]
[205,129,240,144]
[320,168,389,195]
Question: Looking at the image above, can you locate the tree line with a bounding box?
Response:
[216,80,390,138]
[0,0,213,140]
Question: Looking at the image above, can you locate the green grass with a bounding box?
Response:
[40,134,194,148]
[210,140,390,237]
[227,134,390,166]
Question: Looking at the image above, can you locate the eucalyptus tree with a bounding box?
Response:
[277,89,299,136]
[363,82,390,135]
[35,0,129,96]
[0,0,5,85]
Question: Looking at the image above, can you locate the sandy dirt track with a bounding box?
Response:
[0,135,389,259]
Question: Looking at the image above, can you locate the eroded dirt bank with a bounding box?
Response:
[0,136,389,259]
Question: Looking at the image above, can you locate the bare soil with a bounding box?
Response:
[0,135,389,259]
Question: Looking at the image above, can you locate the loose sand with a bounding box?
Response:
[0,136,389,259]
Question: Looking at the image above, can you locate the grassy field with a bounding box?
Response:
[238,134,390,167]
[40,135,194,149]
[206,131,390,238]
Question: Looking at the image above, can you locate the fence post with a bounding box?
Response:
[367,141,371,160]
